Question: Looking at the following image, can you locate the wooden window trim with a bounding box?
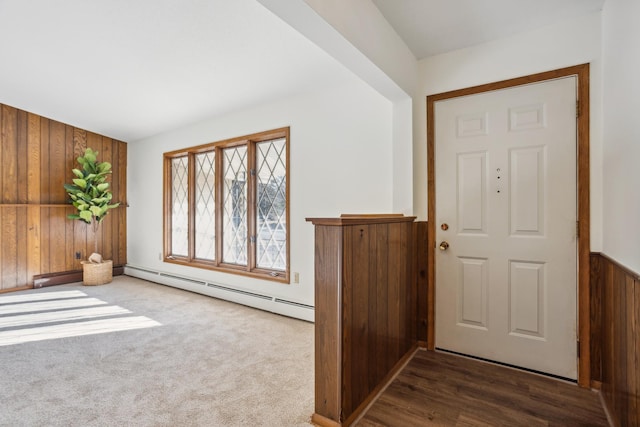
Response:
[163,127,290,283]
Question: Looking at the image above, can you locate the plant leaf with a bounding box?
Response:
[84,149,97,163]
[89,206,102,217]
[79,210,93,222]
[63,183,79,193]
[72,178,87,189]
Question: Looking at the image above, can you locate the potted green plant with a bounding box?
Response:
[64,147,120,285]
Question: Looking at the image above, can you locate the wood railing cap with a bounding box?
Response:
[306,214,416,226]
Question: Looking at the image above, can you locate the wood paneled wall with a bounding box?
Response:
[590,253,639,427]
[0,103,127,291]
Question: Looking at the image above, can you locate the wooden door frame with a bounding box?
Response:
[426,64,591,387]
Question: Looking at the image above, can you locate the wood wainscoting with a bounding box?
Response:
[590,252,640,427]
[0,103,127,291]
[306,215,426,427]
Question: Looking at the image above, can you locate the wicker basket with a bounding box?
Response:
[81,260,113,286]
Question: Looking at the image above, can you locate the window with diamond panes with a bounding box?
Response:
[163,128,289,282]
[194,152,216,260]
[256,138,287,271]
[170,156,189,257]
[222,145,248,266]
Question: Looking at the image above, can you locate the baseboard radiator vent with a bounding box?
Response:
[126,266,159,276]
[274,298,314,310]
[206,283,272,301]
[159,272,206,286]
[124,265,314,322]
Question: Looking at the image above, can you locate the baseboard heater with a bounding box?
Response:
[125,265,314,322]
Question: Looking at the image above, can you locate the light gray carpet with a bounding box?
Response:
[0,276,314,426]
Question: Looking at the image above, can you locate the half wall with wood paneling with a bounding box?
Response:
[590,253,639,427]
[306,215,422,427]
[0,103,127,291]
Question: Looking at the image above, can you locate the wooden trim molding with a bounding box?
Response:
[311,413,342,427]
[426,64,591,387]
[33,265,125,288]
[343,345,419,427]
[0,286,32,294]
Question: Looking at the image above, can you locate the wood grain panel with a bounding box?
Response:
[1,207,18,289]
[27,113,41,203]
[592,252,640,427]
[26,206,40,285]
[0,209,2,286]
[16,110,28,203]
[308,216,417,426]
[101,137,113,262]
[415,222,428,345]
[0,106,3,204]
[40,118,51,204]
[47,119,66,272]
[2,105,17,203]
[72,128,88,263]
[110,140,120,264]
[64,125,75,271]
[590,253,603,383]
[86,132,102,257]
[342,227,358,415]
[374,225,389,384]
[48,120,66,204]
[16,207,27,287]
[117,141,127,265]
[312,225,342,423]
[387,223,402,365]
[0,102,127,291]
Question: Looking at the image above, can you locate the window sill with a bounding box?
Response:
[163,257,289,284]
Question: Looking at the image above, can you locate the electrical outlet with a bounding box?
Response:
[75,252,81,260]
[294,272,299,283]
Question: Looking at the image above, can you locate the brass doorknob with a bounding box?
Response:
[439,241,450,251]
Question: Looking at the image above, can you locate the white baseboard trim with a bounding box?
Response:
[124,265,314,322]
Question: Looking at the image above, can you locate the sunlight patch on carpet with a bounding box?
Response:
[0,290,161,346]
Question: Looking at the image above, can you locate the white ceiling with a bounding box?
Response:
[0,0,355,142]
[0,0,606,142]
[372,0,605,59]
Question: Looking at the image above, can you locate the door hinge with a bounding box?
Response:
[576,101,580,118]
[576,220,580,238]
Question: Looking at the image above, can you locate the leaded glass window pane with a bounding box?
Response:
[222,146,247,266]
[256,138,287,271]
[171,156,189,257]
[195,151,215,260]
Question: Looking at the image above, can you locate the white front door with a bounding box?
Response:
[434,77,578,379]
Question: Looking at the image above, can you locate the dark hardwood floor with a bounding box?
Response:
[357,350,609,426]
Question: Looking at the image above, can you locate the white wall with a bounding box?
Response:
[127,79,393,315]
[258,0,416,215]
[413,11,604,251]
[602,0,640,273]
